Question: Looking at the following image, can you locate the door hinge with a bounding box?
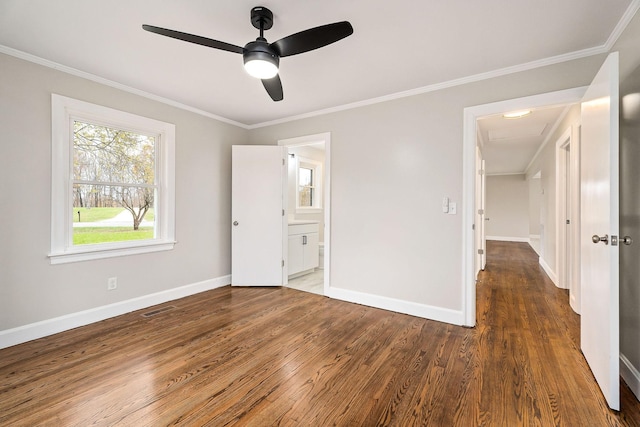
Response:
[282,158,285,165]
[282,209,285,216]
[282,260,285,267]
[478,249,484,255]
[472,224,475,230]
[566,219,570,224]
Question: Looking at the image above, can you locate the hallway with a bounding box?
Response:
[478,240,640,425]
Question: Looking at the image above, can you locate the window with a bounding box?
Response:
[296,156,322,212]
[298,166,314,207]
[50,94,175,264]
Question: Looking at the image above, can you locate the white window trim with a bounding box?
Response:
[50,94,176,264]
[295,156,323,214]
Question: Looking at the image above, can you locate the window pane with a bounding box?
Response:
[299,167,313,187]
[73,121,155,185]
[72,184,155,245]
[299,186,314,207]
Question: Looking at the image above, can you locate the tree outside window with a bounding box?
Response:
[298,166,314,207]
[296,157,322,211]
[73,121,156,239]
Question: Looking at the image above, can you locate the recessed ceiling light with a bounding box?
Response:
[503,110,531,119]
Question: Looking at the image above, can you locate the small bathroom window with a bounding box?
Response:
[296,156,322,212]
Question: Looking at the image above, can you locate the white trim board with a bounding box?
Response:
[538,257,559,286]
[0,275,231,350]
[326,286,464,326]
[0,45,247,129]
[621,353,640,401]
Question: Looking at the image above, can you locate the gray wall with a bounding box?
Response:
[529,177,541,236]
[485,174,529,240]
[611,7,640,399]
[249,56,607,311]
[620,60,640,395]
[0,53,249,330]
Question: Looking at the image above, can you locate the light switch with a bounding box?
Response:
[449,202,457,214]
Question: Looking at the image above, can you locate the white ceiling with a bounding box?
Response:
[477,105,574,175]
[0,1,636,174]
[0,0,634,128]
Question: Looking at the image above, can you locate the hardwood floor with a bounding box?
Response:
[1,241,639,426]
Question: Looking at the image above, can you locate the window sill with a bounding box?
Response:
[49,240,176,265]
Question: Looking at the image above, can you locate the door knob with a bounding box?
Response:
[622,236,633,245]
[592,234,609,245]
[233,221,239,226]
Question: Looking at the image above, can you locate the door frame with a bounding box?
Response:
[462,87,587,326]
[475,148,486,275]
[555,123,582,313]
[278,132,331,294]
[555,127,572,290]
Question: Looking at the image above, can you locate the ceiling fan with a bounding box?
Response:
[142,6,353,102]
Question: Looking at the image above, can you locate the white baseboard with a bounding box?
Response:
[326,286,465,326]
[486,235,530,243]
[621,353,640,401]
[0,275,231,350]
[538,257,558,286]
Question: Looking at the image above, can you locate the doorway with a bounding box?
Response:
[555,125,582,314]
[278,133,331,296]
[462,87,586,326]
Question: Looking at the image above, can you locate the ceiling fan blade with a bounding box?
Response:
[262,75,283,101]
[271,21,353,57]
[142,25,244,54]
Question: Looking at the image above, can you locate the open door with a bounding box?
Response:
[231,145,287,286]
[580,52,620,410]
[475,147,487,273]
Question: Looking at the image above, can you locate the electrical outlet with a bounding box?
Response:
[107,277,118,290]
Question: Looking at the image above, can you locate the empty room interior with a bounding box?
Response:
[2,1,640,424]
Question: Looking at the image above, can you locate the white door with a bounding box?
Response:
[580,52,619,410]
[231,145,287,286]
[480,159,486,270]
[475,146,487,273]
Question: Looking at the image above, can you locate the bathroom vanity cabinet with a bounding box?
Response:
[288,221,319,277]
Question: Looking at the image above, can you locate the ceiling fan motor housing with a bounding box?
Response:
[243,39,280,68]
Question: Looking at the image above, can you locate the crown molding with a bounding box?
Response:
[605,0,640,51]
[2,0,637,130]
[0,45,250,129]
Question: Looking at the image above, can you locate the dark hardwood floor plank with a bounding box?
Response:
[1,241,639,426]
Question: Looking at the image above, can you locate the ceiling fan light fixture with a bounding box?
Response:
[244,58,279,79]
[243,43,279,79]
